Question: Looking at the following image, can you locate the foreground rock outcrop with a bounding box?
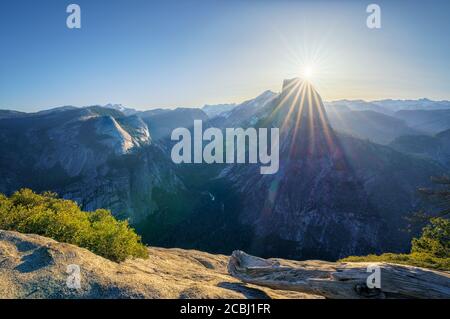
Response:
[0,230,319,299]
[2,230,449,299]
[228,250,450,299]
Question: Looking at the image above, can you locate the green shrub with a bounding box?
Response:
[340,217,450,271]
[411,217,450,258]
[0,189,148,262]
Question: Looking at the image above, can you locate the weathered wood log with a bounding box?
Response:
[228,250,450,299]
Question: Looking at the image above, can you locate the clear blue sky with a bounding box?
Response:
[1,0,449,112]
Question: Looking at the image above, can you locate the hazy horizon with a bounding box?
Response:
[3,91,450,114]
[1,0,450,112]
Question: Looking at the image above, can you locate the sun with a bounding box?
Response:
[302,65,314,79]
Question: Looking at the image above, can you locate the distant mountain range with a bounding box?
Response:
[0,86,449,260]
[4,96,449,144]
[326,98,450,114]
[202,103,237,118]
[324,101,450,144]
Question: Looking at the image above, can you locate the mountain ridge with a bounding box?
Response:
[220,78,443,260]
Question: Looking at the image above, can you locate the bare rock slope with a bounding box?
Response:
[0,230,319,299]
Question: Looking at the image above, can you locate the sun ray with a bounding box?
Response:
[313,89,335,153]
[281,80,305,132]
[288,81,307,159]
[268,78,301,127]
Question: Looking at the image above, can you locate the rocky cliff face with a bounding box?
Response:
[0,106,182,224]
[222,78,442,260]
